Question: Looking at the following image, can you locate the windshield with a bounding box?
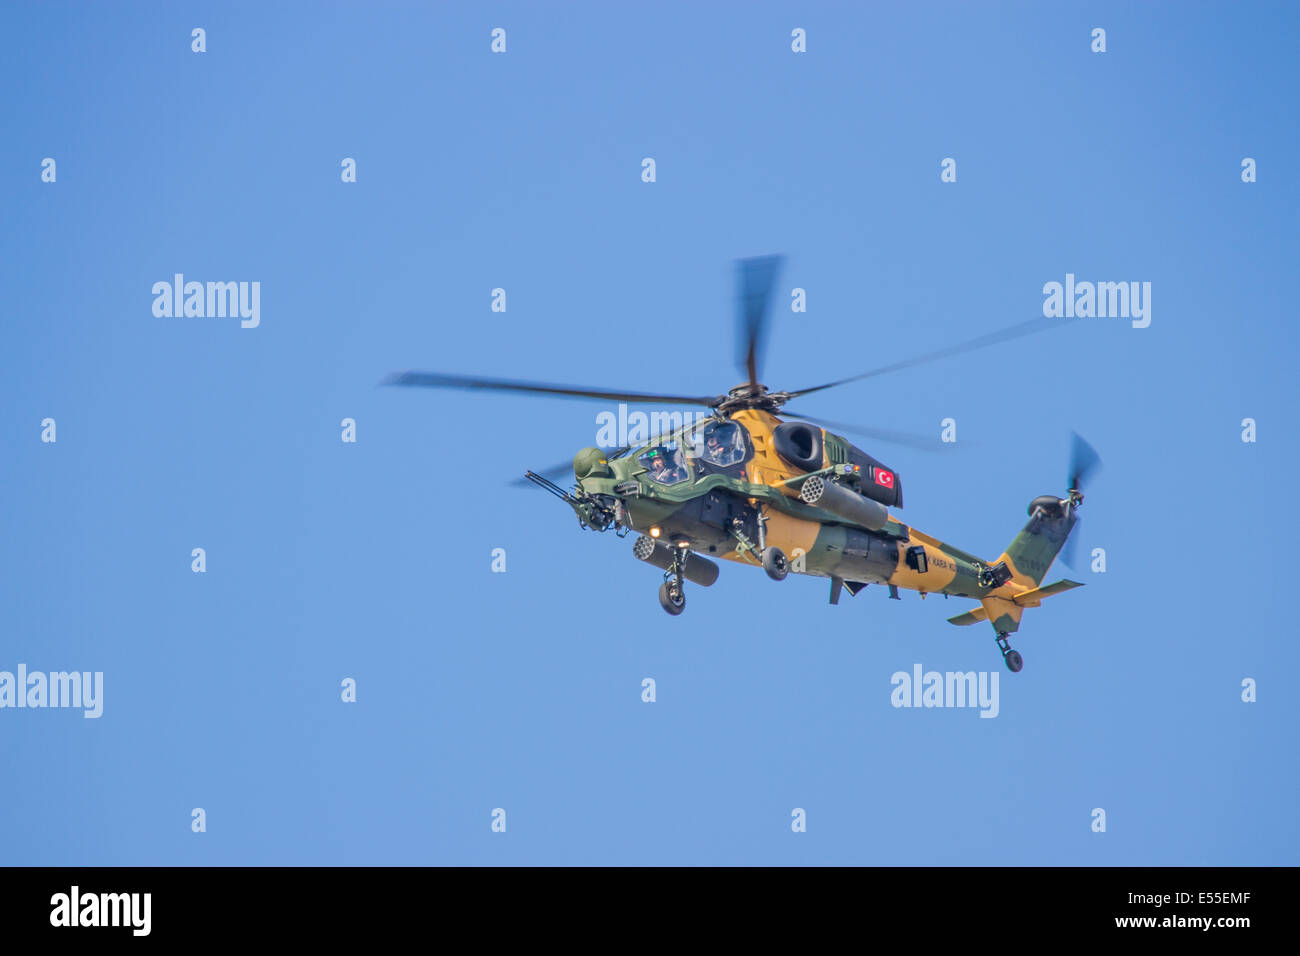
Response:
[694,420,748,467]
[637,441,689,485]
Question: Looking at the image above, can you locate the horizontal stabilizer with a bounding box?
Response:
[1012,579,1084,608]
[947,607,989,627]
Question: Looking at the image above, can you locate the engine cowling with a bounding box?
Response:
[772,421,823,472]
[776,423,903,509]
[1027,494,1066,518]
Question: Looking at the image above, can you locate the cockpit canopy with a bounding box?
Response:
[635,419,755,486]
[637,442,689,485]
[694,420,748,468]
[624,416,901,507]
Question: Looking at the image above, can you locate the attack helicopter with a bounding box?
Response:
[385,256,1099,673]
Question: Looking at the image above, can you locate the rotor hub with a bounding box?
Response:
[716,382,790,415]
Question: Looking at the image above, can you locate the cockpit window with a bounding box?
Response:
[638,442,689,485]
[695,420,749,468]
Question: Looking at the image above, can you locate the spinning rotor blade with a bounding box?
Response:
[1061,433,1101,569]
[1068,431,1102,493]
[1062,516,1084,570]
[782,411,951,452]
[736,255,784,387]
[383,371,717,407]
[789,318,1074,399]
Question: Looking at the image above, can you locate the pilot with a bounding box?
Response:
[647,451,683,483]
[704,431,732,466]
[659,449,687,483]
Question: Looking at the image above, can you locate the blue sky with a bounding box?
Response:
[1,1,1296,865]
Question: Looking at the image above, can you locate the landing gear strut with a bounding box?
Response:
[996,632,1024,673]
[658,547,687,616]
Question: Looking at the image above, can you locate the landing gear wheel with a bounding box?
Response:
[762,546,789,581]
[658,581,685,615]
[995,631,1023,673]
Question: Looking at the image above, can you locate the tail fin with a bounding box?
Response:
[946,499,1083,635]
[997,497,1078,588]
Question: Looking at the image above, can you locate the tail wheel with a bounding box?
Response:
[658,581,685,615]
[995,632,1023,673]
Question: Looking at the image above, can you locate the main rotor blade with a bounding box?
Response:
[384,371,717,407]
[783,410,952,452]
[789,318,1074,399]
[736,255,784,387]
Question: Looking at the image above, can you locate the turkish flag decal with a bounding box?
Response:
[874,468,895,489]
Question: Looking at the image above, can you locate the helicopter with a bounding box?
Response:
[385,256,1099,673]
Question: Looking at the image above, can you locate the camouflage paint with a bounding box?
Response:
[572,410,1083,635]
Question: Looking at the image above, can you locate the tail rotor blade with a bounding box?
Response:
[1062,432,1099,568]
[1068,432,1102,493]
[1062,514,1083,569]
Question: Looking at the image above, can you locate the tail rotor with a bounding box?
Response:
[1061,432,1101,570]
